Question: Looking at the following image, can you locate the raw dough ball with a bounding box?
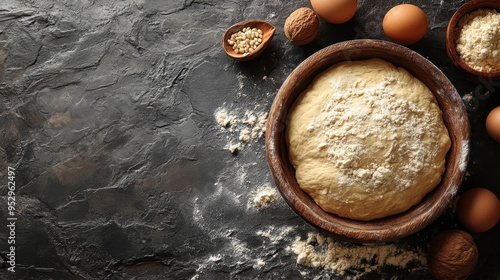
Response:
[427,230,478,280]
[286,59,450,221]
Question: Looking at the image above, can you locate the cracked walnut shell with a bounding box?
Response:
[284,7,320,45]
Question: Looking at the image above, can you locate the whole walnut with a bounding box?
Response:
[427,230,478,280]
[284,7,320,45]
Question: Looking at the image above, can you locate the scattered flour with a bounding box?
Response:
[254,258,266,269]
[257,226,295,244]
[208,254,223,262]
[191,162,280,278]
[192,228,252,277]
[215,106,268,153]
[252,184,278,209]
[192,215,427,279]
[289,232,426,276]
[227,142,241,153]
[239,128,251,142]
[215,108,238,128]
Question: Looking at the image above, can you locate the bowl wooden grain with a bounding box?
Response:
[446,0,500,81]
[266,39,470,243]
[222,20,276,61]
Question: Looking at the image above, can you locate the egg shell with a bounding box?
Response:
[486,106,500,142]
[310,0,357,24]
[456,188,500,233]
[383,4,428,45]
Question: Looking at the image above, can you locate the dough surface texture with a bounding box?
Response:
[286,59,451,221]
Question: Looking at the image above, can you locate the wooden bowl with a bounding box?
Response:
[446,0,500,81]
[222,20,276,61]
[266,39,471,243]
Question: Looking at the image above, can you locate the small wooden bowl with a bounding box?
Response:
[222,20,276,61]
[266,39,471,243]
[446,0,500,81]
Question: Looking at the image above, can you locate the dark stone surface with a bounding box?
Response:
[0,0,498,279]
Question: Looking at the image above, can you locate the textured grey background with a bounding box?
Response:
[0,0,499,279]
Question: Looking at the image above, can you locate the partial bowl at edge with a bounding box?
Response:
[446,0,500,81]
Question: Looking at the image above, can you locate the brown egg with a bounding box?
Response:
[486,106,500,142]
[456,188,500,233]
[310,0,357,24]
[383,4,428,45]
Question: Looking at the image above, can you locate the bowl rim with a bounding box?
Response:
[445,0,500,80]
[265,39,471,243]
